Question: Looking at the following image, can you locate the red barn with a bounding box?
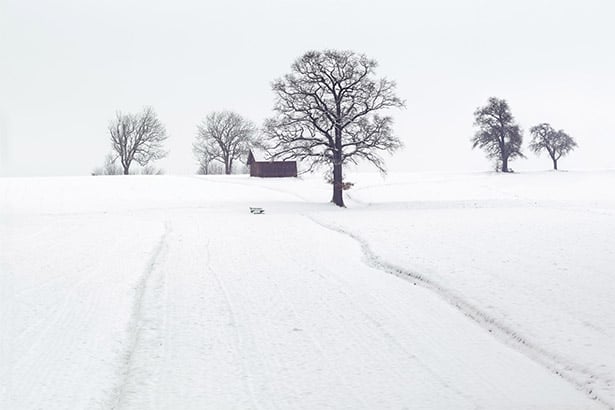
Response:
[247,149,297,178]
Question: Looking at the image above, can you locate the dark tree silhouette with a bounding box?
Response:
[472,97,524,172]
[263,50,404,207]
[109,107,168,175]
[193,111,255,175]
[529,123,577,170]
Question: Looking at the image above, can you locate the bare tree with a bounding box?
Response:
[109,107,168,175]
[193,144,213,175]
[92,153,122,176]
[103,152,122,175]
[193,111,255,175]
[263,50,404,207]
[472,97,524,172]
[196,157,210,175]
[529,123,577,170]
[140,164,165,175]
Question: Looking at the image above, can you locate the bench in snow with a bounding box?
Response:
[250,207,265,214]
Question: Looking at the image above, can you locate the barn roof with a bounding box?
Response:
[248,148,270,162]
[247,147,297,166]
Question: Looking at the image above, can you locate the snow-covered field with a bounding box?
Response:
[1,171,613,409]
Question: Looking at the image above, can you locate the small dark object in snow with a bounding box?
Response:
[250,207,265,214]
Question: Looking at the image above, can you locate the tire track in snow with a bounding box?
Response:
[204,239,265,410]
[108,220,171,410]
[284,238,479,408]
[305,215,613,410]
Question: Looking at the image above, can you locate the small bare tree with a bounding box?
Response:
[472,97,524,172]
[140,164,164,175]
[193,111,255,175]
[92,153,122,176]
[529,123,577,170]
[263,50,404,207]
[196,156,211,175]
[109,107,168,175]
[103,152,122,175]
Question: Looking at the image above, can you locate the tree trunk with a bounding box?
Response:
[331,104,345,207]
[501,156,509,173]
[332,162,344,207]
[123,165,129,175]
[331,121,345,207]
[225,159,231,175]
[553,158,558,170]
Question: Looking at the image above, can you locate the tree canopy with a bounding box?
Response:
[264,50,404,206]
[529,123,577,170]
[472,97,524,172]
[193,111,256,175]
[109,107,168,175]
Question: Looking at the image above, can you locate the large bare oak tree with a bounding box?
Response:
[472,97,524,172]
[193,111,256,175]
[264,50,404,207]
[529,123,577,170]
[109,107,168,175]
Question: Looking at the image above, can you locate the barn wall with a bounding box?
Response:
[250,162,297,177]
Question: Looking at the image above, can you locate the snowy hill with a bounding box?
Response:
[1,171,614,409]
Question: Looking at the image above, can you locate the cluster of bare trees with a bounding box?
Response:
[193,111,256,175]
[94,49,580,207]
[472,97,577,172]
[191,50,405,207]
[99,50,403,202]
[93,51,406,206]
[96,107,257,176]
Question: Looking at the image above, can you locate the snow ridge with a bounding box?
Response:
[306,215,614,410]
[108,220,171,410]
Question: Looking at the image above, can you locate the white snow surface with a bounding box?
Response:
[1,171,613,409]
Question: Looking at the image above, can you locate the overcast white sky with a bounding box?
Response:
[1,0,614,177]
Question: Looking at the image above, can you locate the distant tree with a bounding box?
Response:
[196,158,225,175]
[140,164,164,175]
[102,153,121,175]
[196,157,210,175]
[109,107,168,175]
[92,153,122,176]
[92,153,163,176]
[263,50,404,207]
[193,111,255,175]
[472,97,524,172]
[529,123,577,170]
